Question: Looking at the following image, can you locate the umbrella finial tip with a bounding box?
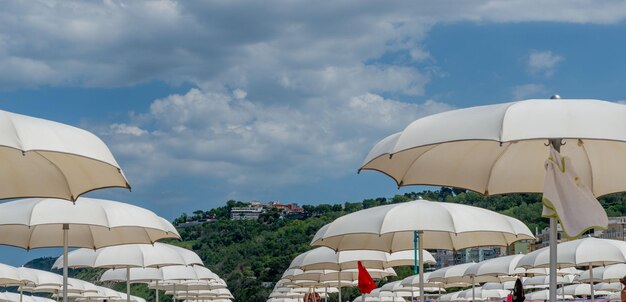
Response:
[550,94,561,99]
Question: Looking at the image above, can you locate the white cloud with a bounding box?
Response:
[527,50,564,76]
[0,1,623,89]
[100,88,454,188]
[512,83,548,100]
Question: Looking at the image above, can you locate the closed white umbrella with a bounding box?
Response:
[360,97,626,302]
[311,199,533,302]
[0,109,130,201]
[0,198,179,302]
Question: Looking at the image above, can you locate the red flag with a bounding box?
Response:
[357,261,376,294]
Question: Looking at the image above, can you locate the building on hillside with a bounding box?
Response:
[596,216,626,241]
[532,217,626,250]
[230,207,264,220]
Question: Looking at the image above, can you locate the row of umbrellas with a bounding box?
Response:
[0,261,145,302]
[0,109,233,302]
[51,242,233,302]
[357,96,626,302]
[0,109,175,302]
[278,194,626,302]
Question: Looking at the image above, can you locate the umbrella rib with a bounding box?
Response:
[35,153,75,199]
[397,144,439,186]
[483,142,513,195]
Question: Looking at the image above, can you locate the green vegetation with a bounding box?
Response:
[24,189,626,302]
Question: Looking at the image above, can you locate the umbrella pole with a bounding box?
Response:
[549,218,558,302]
[63,223,69,302]
[589,264,594,302]
[418,230,424,302]
[325,285,328,302]
[411,283,414,302]
[471,276,475,302]
[19,287,22,302]
[126,267,131,302]
[338,271,342,302]
[156,280,159,302]
[548,137,561,302]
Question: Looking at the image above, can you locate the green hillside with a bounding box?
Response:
[25,189,626,302]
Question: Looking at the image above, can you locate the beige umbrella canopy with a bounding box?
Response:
[359,98,626,302]
[0,109,130,201]
[311,200,533,252]
[311,199,533,302]
[54,243,202,302]
[0,198,179,302]
[577,263,626,283]
[289,247,436,270]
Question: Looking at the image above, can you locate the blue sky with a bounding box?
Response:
[2,1,626,266]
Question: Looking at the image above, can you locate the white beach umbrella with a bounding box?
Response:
[0,109,130,201]
[54,243,200,302]
[517,237,626,301]
[466,255,526,279]
[289,246,434,302]
[481,281,516,291]
[282,268,395,281]
[149,280,228,291]
[595,283,622,292]
[458,287,509,300]
[311,199,533,301]
[526,290,573,301]
[608,291,623,302]
[277,279,356,289]
[577,263,626,283]
[17,268,61,287]
[289,247,436,270]
[101,265,219,302]
[523,275,575,288]
[523,267,580,276]
[0,292,56,302]
[439,291,462,302]
[463,255,527,302]
[101,265,218,282]
[53,243,201,268]
[360,97,626,302]
[429,263,476,284]
[0,198,179,302]
[380,280,440,296]
[517,238,626,269]
[561,284,611,296]
[0,263,23,285]
[400,273,445,289]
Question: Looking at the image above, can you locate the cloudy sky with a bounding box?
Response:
[2,0,626,265]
